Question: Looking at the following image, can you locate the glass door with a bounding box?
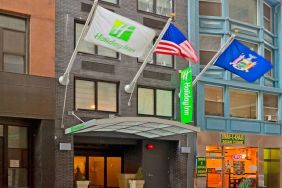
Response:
[74,155,122,188]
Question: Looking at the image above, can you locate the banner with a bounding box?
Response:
[180,67,193,123]
[84,6,156,57]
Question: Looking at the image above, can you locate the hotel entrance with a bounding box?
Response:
[206,146,257,188]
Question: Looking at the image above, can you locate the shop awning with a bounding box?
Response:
[65,117,200,138]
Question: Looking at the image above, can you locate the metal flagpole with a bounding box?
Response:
[59,0,99,85]
[192,34,236,86]
[60,0,99,128]
[124,17,173,95]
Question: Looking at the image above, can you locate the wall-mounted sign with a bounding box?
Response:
[196,157,206,177]
[180,67,193,124]
[221,133,245,144]
[10,160,20,168]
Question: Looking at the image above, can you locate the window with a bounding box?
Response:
[263,94,278,122]
[200,35,221,65]
[229,0,257,25]
[230,89,257,119]
[138,0,173,17]
[0,14,27,74]
[138,42,174,67]
[75,22,118,58]
[75,79,118,112]
[264,3,272,32]
[205,85,224,116]
[138,87,173,117]
[240,40,258,52]
[199,0,222,17]
[264,48,273,77]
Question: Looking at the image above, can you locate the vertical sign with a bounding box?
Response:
[180,67,193,123]
[196,157,207,177]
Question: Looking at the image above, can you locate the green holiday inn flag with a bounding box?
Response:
[180,67,193,123]
[84,6,156,57]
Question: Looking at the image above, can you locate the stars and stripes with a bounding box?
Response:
[154,23,199,63]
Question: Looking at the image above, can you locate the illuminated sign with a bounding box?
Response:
[196,157,206,177]
[180,67,193,123]
[221,133,245,144]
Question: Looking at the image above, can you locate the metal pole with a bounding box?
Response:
[124,18,173,93]
[192,34,236,86]
[58,0,99,85]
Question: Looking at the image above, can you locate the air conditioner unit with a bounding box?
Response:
[266,115,278,122]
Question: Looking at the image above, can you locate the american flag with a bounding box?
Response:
[154,23,199,63]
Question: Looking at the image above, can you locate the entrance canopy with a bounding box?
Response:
[65,117,200,138]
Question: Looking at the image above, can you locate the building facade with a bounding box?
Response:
[193,0,282,187]
[0,0,55,187]
[56,0,198,188]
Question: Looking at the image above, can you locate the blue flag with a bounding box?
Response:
[214,39,272,82]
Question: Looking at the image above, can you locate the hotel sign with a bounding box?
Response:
[221,133,245,144]
[196,157,206,177]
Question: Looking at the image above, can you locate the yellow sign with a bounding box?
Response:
[221,133,245,144]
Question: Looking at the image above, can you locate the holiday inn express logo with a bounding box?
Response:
[109,20,136,42]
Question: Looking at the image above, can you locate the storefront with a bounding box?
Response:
[196,131,282,188]
[66,117,199,188]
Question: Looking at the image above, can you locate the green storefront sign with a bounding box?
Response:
[180,67,193,123]
[196,157,206,177]
[221,133,245,144]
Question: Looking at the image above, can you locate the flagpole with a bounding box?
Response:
[192,34,236,86]
[59,0,99,85]
[124,17,173,94]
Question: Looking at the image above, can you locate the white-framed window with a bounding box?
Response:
[263,93,278,122]
[200,34,221,65]
[199,0,222,17]
[229,0,258,25]
[138,0,173,17]
[75,79,118,112]
[264,3,272,32]
[230,88,258,119]
[137,87,173,117]
[205,85,224,116]
[75,22,118,58]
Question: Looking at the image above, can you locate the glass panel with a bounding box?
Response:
[205,85,224,116]
[76,23,95,54]
[156,90,172,117]
[156,0,172,16]
[107,157,121,187]
[200,35,221,65]
[264,94,278,122]
[0,125,3,136]
[75,80,95,110]
[138,88,154,115]
[264,48,273,77]
[8,126,27,149]
[8,149,28,168]
[8,168,28,187]
[102,0,117,4]
[3,54,25,74]
[97,82,117,112]
[156,54,173,67]
[3,30,25,55]
[264,3,272,32]
[74,156,87,180]
[0,15,26,32]
[199,1,222,16]
[138,0,154,13]
[206,146,223,188]
[264,148,280,188]
[89,157,104,187]
[97,46,117,58]
[229,0,257,25]
[230,89,257,119]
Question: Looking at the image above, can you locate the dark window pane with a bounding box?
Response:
[0,125,3,136]
[3,54,25,74]
[8,168,28,187]
[264,94,278,122]
[8,126,28,149]
[0,15,26,31]
[205,85,224,116]
[3,30,25,55]
[229,0,257,25]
